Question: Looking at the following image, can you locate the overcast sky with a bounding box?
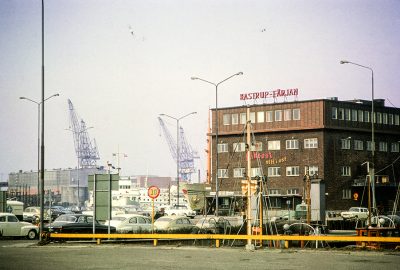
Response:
[1,0,399,181]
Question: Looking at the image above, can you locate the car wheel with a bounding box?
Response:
[27,229,37,240]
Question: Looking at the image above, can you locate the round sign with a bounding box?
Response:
[148,185,160,199]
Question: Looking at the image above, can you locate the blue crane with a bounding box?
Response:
[68,99,100,168]
[158,117,199,181]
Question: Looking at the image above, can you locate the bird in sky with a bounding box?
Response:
[261,28,266,32]
[128,25,135,37]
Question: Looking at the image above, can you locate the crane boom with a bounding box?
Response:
[158,117,199,180]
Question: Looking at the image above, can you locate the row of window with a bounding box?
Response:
[268,188,299,196]
[218,139,399,153]
[340,139,399,152]
[217,165,353,178]
[222,108,301,125]
[332,107,400,125]
[217,166,319,178]
[218,138,318,153]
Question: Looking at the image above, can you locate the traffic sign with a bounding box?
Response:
[148,185,160,199]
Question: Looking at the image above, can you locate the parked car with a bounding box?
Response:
[154,216,197,233]
[0,212,38,239]
[46,206,73,220]
[105,214,152,233]
[44,214,116,234]
[195,216,232,234]
[340,207,369,220]
[164,205,196,218]
[23,207,41,222]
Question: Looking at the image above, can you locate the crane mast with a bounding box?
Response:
[158,117,199,181]
[68,99,100,168]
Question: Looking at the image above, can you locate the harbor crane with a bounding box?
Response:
[67,99,100,168]
[158,117,199,181]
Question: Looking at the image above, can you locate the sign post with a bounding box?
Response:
[148,185,160,233]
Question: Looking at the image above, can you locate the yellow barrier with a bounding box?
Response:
[48,232,400,246]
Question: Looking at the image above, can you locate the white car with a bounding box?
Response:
[104,214,152,233]
[164,205,196,218]
[154,216,197,233]
[340,207,369,220]
[23,207,41,222]
[0,213,39,239]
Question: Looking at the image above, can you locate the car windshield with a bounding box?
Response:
[55,215,77,222]
[113,217,126,221]
[157,217,172,222]
[349,207,359,211]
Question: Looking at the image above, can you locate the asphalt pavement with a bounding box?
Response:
[1,240,399,270]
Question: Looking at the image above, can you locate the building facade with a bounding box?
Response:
[210,98,400,212]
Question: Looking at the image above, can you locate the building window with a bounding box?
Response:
[257,111,264,123]
[266,111,273,122]
[250,141,263,152]
[284,109,291,121]
[364,111,370,123]
[218,169,228,178]
[286,139,299,149]
[341,166,351,176]
[232,113,239,125]
[383,113,388,125]
[267,140,281,150]
[275,110,282,121]
[332,107,337,119]
[249,112,256,123]
[396,115,400,125]
[366,141,375,152]
[233,142,246,152]
[240,113,246,124]
[233,168,245,178]
[306,166,319,176]
[354,140,363,150]
[268,189,281,195]
[223,114,230,125]
[251,167,262,177]
[379,142,388,152]
[338,108,344,120]
[351,110,357,121]
[388,114,394,125]
[341,138,351,149]
[342,189,351,199]
[391,142,400,152]
[217,143,228,153]
[376,112,382,124]
[345,109,351,121]
[358,110,363,122]
[268,197,281,208]
[304,138,318,148]
[293,108,300,120]
[268,167,281,177]
[286,166,300,176]
[287,188,299,195]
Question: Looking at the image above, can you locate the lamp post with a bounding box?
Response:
[19,93,59,206]
[191,72,243,215]
[159,112,197,207]
[340,60,376,218]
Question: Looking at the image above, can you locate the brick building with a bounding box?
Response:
[209,98,400,212]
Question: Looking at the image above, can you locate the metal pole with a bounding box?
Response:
[39,0,45,242]
[371,70,376,213]
[246,107,254,250]
[92,174,96,235]
[176,118,180,206]
[37,104,40,206]
[215,84,219,216]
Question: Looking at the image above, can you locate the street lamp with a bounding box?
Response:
[340,60,375,220]
[66,126,94,207]
[191,72,243,215]
[19,93,59,205]
[159,112,197,207]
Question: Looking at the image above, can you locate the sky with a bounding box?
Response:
[0,0,399,181]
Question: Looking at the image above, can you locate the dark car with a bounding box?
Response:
[44,214,116,234]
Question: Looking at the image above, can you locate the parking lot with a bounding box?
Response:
[1,239,399,270]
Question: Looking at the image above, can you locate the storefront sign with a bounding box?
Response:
[240,88,299,101]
